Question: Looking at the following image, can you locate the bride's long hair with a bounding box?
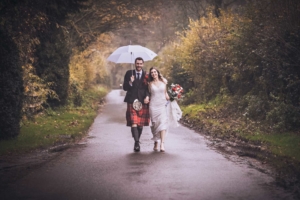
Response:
[149,67,167,84]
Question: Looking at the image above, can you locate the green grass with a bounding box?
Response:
[0,85,109,156]
[244,132,300,161]
[181,96,224,118]
[181,101,300,163]
[181,104,207,118]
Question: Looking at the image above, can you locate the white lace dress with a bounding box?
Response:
[149,82,169,142]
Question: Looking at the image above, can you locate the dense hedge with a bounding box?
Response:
[0,29,23,139]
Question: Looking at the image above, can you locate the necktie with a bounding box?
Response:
[137,73,140,80]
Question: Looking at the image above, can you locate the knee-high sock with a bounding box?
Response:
[131,127,139,142]
[137,126,143,139]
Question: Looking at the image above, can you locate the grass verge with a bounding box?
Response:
[181,102,300,197]
[181,103,300,162]
[0,85,109,156]
[243,132,300,162]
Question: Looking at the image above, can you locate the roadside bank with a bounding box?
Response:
[0,86,109,156]
[181,104,300,198]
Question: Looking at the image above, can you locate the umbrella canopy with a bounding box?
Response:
[107,45,157,64]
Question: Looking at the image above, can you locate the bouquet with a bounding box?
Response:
[168,83,184,101]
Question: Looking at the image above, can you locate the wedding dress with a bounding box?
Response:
[150,81,183,141]
[149,82,168,142]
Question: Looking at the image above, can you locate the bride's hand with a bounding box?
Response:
[166,94,170,101]
[144,96,150,104]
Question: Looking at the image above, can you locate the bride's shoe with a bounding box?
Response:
[160,142,165,152]
[153,142,159,151]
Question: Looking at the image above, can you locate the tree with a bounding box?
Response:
[0,0,85,138]
[0,28,23,139]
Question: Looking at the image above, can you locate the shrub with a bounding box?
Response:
[243,95,268,120]
[69,80,83,107]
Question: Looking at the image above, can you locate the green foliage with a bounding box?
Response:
[242,95,268,120]
[0,85,108,155]
[181,104,206,118]
[35,28,71,106]
[266,102,300,131]
[244,132,300,162]
[0,0,171,141]
[0,29,23,139]
[181,88,200,105]
[69,33,112,103]
[162,1,300,131]
[0,0,86,139]
[168,63,194,94]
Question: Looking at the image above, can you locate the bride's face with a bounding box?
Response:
[150,69,158,79]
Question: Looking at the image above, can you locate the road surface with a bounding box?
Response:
[2,90,295,200]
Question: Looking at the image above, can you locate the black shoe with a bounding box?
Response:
[134,142,140,152]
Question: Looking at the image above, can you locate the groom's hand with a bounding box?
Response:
[129,75,135,84]
[144,96,149,104]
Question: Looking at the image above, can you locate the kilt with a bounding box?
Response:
[126,103,150,126]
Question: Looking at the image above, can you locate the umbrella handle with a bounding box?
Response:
[131,52,133,76]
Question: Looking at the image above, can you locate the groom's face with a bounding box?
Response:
[135,60,144,72]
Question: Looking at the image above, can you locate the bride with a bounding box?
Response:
[148,67,170,152]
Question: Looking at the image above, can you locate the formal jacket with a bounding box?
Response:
[123,69,150,104]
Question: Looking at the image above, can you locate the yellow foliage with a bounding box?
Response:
[22,64,58,116]
[174,10,243,84]
[69,33,112,91]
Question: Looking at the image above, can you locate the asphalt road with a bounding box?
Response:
[2,90,295,200]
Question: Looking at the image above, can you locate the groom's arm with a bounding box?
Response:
[145,88,150,99]
[123,71,133,91]
[143,84,150,104]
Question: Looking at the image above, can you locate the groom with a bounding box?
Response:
[123,57,150,152]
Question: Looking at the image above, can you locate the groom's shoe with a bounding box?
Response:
[134,142,140,152]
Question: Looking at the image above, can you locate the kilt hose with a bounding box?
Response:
[126,103,150,127]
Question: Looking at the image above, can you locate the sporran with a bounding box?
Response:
[133,99,142,111]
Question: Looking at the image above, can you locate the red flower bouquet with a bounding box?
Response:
[168,83,184,101]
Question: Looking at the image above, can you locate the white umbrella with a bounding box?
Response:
[107,45,157,64]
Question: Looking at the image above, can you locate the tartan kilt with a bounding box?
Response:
[126,103,150,126]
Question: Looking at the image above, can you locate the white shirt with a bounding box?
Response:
[129,70,143,86]
[135,70,142,80]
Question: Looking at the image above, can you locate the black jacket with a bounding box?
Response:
[123,70,149,104]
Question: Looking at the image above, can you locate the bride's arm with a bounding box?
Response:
[165,84,170,100]
[166,93,170,101]
[161,78,170,100]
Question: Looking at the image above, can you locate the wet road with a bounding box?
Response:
[3,90,295,199]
